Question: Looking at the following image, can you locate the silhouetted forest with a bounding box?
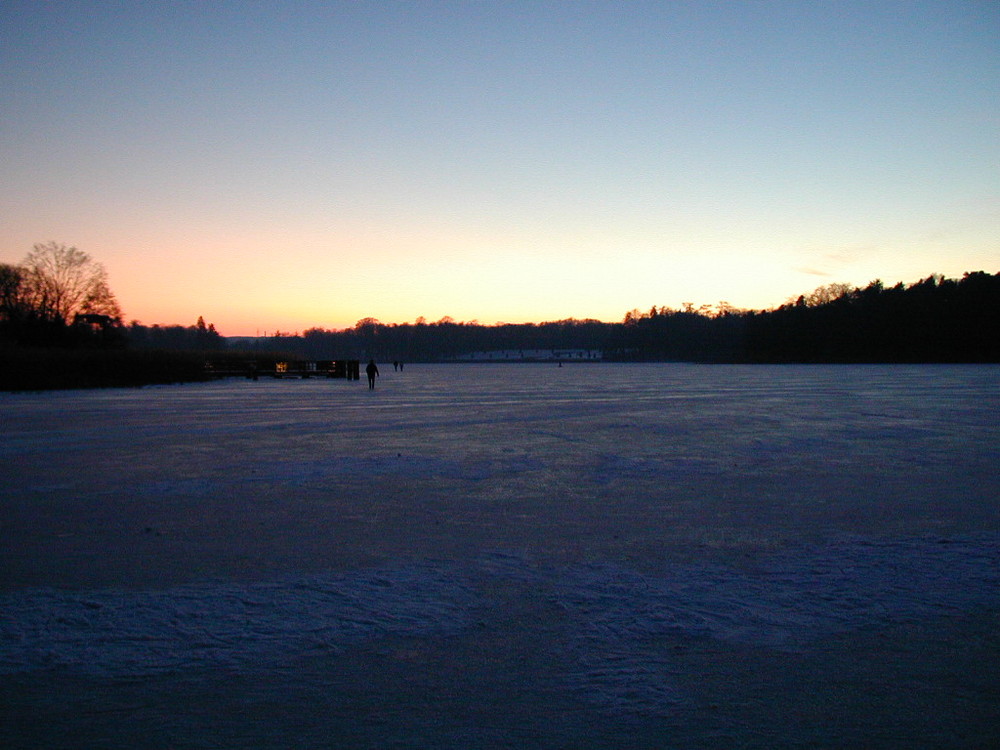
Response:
[2,270,998,389]
[237,272,1000,365]
[740,272,1000,363]
[126,317,226,352]
[613,272,1000,364]
[241,317,619,363]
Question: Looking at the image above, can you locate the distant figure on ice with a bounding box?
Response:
[366,359,379,389]
[393,361,399,371]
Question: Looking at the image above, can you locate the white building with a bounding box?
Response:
[449,349,603,362]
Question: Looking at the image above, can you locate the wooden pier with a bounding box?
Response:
[205,359,361,380]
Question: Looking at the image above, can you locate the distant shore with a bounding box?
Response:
[0,348,213,391]
[5,345,1000,392]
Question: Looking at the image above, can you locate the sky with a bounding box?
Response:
[2,1,997,336]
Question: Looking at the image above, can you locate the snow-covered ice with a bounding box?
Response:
[2,364,998,748]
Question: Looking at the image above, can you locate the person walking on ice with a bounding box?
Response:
[366,359,379,389]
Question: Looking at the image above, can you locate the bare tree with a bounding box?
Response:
[20,242,122,325]
[806,282,853,307]
[0,263,27,323]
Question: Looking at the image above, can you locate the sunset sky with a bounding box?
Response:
[2,1,997,336]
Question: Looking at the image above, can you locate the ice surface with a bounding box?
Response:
[1,564,477,676]
[2,364,999,747]
[6,535,995,718]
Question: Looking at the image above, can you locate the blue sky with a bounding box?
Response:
[2,1,997,335]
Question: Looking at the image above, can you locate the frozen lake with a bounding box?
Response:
[2,363,999,748]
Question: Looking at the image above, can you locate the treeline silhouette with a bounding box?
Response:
[126,316,226,352]
[244,317,618,363]
[3,270,998,389]
[1,313,230,389]
[740,272,1000,363]
[237,272,1000,364]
